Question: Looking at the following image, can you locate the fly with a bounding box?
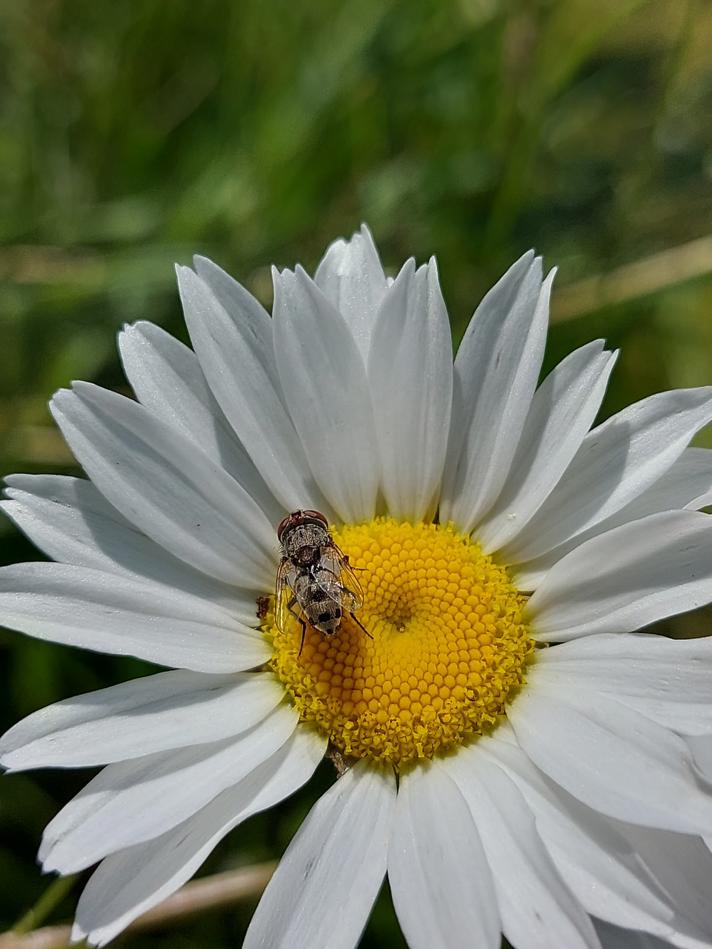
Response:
[275,509,371,656]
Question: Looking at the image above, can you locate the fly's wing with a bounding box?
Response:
[336,554,365,610]
[275,559,297,634]
[314,544,364,612]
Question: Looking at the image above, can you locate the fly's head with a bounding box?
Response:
[277,510,330,567]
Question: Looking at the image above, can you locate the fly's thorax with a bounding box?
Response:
[281,522,330,565]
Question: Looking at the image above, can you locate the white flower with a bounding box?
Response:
[2,225,712,949]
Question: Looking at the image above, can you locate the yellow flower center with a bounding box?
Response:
[268,518,533,766]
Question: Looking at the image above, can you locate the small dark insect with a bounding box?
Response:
[275,509,371,656]
[256,595,270,621]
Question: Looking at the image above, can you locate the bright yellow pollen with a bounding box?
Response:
[267,518,533,766]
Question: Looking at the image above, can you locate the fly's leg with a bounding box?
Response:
[349,611,373,640]
[287,596,308,657]
[343,555,364,572]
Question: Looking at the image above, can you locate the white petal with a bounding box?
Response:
[51,383,276,589]
[527,511,712,641]
[515,447,712,589]
[314,224,388,360]
[368,258,453,520]
[178,263,325,514]
[508,679,712,834]
[244,761,396,949]
[2,475,256,616]
[0,671,282,769]
[72,727,326,947]
[118,321,282,524]
[0,562,269,673]
[440,254,550,533]
[478,342,617,552]
[481,732,680,940]
[445,746,600,949]
[594,921,676,949]
[192,255,270,323]
[688,735,712,781]
[41,703,298,873]
[671,447,712,509]
[502,387,712,565]
[443,251,533,488]
[388,762,500,949]
[617,825,712,949]
[536,633,712,735]
[272,267,379,522]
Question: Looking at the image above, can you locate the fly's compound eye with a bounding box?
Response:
[302,509,328,527]
[277,509,330,542]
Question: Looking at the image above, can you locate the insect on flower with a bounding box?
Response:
[275,509,371,655]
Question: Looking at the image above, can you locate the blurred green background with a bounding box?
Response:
[1,0,712,945]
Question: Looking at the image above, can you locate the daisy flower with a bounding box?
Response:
[2,226,712,949]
